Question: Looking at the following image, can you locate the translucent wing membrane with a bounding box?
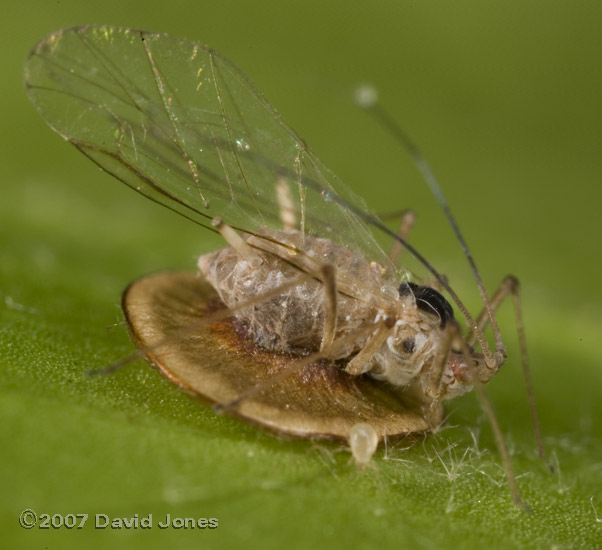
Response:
[25,25,399,281]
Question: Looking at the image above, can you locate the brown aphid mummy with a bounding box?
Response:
[123,222,492,443]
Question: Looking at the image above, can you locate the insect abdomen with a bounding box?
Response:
[198,233,380,357]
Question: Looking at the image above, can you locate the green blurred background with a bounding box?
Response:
[2,1,601,548]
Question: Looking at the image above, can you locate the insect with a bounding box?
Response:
[25,25,546,508]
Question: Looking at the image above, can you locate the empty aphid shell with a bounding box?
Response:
[122,271,444,440]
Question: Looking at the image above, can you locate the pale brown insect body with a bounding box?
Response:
[25,25,545,508]
[198,227,486,404]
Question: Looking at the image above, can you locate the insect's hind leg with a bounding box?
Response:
[450,323,530,511]
[467,275,550,470]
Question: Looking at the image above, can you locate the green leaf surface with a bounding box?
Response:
[3,1,602,549]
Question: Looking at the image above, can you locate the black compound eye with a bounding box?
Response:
[398,282,419,297]
[398,282,454,328]
[401,338,415,354]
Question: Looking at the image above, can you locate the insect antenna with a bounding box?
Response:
[354,85,504,365]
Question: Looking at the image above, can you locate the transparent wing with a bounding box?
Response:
[24,25,399,279]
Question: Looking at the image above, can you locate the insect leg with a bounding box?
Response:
[466,275,549,470]
[386,209,416,266]
[422,322,456,414]
[211,217,260,266]
[452,324,529,511]
[344,318,396,376]
[276,178,297,232]
[319,264,338,354]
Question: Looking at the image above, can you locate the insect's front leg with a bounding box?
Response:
[388,322,458,430]
[466,275,549,468]
[466,276,527,384]
[319,264,338,353]
[344,318,396,376]
[423,323,457,403]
